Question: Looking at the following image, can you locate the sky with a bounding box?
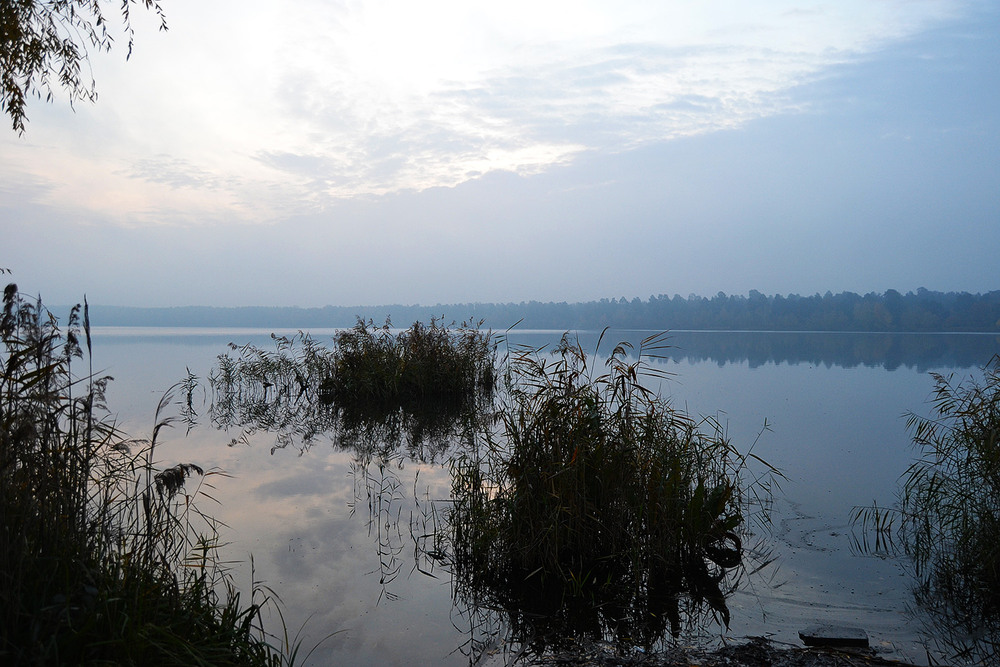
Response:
[2,0,999,308]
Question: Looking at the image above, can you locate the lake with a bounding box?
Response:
[88,327,1000,666]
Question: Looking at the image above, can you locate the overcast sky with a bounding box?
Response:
[3,0,998,307]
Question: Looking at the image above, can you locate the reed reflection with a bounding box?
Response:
[206,320,494,608]
[441,334,779,663]
[203,324,779,664]
[207,319,494,460]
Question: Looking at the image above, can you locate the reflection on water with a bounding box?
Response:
[507,330,1000,372]
[441,335,781,664]
[205,331,777,663]
[89,328,1000,665]
[206,330,490,624]
[208,331,490,462]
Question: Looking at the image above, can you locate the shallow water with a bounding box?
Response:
[89,327,1000,665]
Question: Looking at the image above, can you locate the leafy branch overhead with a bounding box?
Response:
[0,0,166,134]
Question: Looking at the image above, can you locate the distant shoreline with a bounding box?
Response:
[55,288,1000,333]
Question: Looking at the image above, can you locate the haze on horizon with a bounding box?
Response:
[3,0,998,308]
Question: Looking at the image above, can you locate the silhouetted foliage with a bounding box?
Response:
[446,333,778,656]
[854,357,1000,664]
[1,0,166,133]
[0,283,299,665]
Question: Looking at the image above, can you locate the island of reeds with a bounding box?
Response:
[209,317,496,457]
[445,332,778,654]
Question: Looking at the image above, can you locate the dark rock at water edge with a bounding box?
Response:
[799,624,870,649]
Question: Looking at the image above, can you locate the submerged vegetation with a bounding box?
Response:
[0,285,296,665]
[854,356,1000,663]
[446,333,778,655]
[210,330,339,453]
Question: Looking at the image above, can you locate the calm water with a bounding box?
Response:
[88,327,1000,666]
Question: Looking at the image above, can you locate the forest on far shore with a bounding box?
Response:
[82,288,1000,332]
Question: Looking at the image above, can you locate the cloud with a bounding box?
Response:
[125,155,224,190]
[199,0,967,202]
[0,167,56,205]
[0,0,974,232]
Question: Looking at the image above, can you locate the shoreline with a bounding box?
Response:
[504,636,922,667]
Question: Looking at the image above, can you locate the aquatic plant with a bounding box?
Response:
[0,284,299,665]
[447,332,777,653]
[210,332,340,453]
[209,318,496,459]
[208,320,496,616]
[855,355,1000,663]
[323,317,495,411]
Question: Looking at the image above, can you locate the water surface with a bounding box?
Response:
[89,328,1000,665]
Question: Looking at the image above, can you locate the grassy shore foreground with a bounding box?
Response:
[0,285,300,665]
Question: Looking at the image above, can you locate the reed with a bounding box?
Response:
[855,355,1000,662]
[0,284,297,665]
[209,318,496,457]
[323,317,495,411]
[210,331,340,453]
[447,331,777,649]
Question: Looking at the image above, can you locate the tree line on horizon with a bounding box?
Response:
[84,288,1000,332]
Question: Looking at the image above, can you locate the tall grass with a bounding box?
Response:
[447,332,778,653]
[323,317,495,411]
[0,285,296,665]
[855,355,1000,663]
[210,331,339,454]
[207,319,498,615]
[209,318,496,459]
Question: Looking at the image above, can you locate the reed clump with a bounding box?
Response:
[448,332,776,646]
[0,285,295,665]
[210,331,340,452]
[856,355,1000,663]
[322,317,495,412]
[209,318,496,457]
